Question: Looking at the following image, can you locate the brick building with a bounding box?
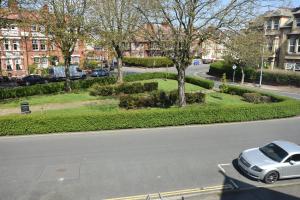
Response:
[0,1,87,78]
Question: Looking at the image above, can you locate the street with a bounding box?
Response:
[1,117,300,200]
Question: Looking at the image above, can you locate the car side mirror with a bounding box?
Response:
[289,160,296,165]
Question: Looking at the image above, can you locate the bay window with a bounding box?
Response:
[289,38,296,53]
[40,40,47,50]
[15,59,22,70]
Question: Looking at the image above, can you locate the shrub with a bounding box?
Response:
[124,72,214,89]
[243,93,262,104]
[144,82,159,92]
[90,82,158,97]
[0,77,116,100]
[220,73,229,93]
[123,57,174,68]
[209,61,300,87]
[185,92,206,104]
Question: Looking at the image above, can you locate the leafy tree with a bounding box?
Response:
[89,0,143,83]
[138,0,262,107]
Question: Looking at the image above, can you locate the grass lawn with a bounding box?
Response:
[0,79,248,113]
[0,92,100,109]
[136,79,205,92]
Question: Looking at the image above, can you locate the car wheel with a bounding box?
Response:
[264,171,279,184]
[25,81,30,86]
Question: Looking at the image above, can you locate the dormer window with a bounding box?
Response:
[273,19,279,30]
[31,25,38,32]
[266,20,272,30]
[296,18,300,27]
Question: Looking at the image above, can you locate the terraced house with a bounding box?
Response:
[264,7,300,71]
[0,1,86,78]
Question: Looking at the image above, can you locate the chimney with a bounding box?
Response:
[8,0,18,9]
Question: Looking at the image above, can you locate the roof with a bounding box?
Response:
[273,140,300,155]
[264,8,293,18]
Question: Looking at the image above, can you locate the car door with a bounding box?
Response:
[281,154,300,178]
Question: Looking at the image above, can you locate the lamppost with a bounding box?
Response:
[232,64,237,83]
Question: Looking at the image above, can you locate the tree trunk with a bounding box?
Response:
[64,55,72,92]
[117,56,123,83]
[241,67,245,85]
[177,66,186,107]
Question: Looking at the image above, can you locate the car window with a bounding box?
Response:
[259,143,289,162]
[285,154,300,162]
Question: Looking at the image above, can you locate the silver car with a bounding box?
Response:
[238,140,300,184]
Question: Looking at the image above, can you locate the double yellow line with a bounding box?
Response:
[106,184,233,200]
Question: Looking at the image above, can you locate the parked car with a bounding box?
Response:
[238,140,300,184]
[91,69,110,77]
[17,75,48,86]
[48,65,86,81]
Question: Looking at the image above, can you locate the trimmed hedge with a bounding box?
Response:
[0,77,116,100]
[89,82,158,96]
[119,91,206,109]
[0,98,299,135]
[209,61,300,87]
[0,72,213,100]
[123,57,174,68]
[124,72,214,89]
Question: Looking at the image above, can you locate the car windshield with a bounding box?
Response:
[259,143,288,162]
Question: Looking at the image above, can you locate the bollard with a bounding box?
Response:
[20,102,31,114]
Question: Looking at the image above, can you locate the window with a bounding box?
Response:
[6,59,12,71]
[266,20,272,30]
[39,25,45,32]
[286,154,300,162]
[15,59,22,70]
[296,18,300,27]
[268,40,273,52]
[34,57,40,64]
[31,25,37,32]
[32,40,39,50]
[274,19,279,30]
[259,143,288,162]
[11,25,16,30]
[13,40,19,51]
[4,39,10,50]
[289,38,296,53]
[41,57,48,65]
[71,56,80,64]
[40,40,47,50]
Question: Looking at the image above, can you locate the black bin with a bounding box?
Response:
[21,102,31,114]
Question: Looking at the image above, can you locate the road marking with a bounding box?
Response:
[217,163,239,189]
[105,185,234,200]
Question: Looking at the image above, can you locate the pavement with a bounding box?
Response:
[1,117,300,200]
[123,64,300,100]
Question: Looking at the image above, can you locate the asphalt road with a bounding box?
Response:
[1,117,300,200]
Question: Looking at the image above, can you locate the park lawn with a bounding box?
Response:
[0,92,100,109]
[136,79,206,92]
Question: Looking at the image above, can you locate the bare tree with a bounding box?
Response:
[89,0,142,83]
[28,0,90,91]
[137,0,287,107]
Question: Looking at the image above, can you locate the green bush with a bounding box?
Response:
[209,61,300,87]
[0,77,116,100]
[243,93,262,104]
[144,82,159,92]
[124,72,214,89]
[119,90,205,109]
[123,57,174,68]
[0,98,299,135]
[224,85,286,103]
[90,82,158,96]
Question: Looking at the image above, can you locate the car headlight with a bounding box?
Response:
[252,166,263,172]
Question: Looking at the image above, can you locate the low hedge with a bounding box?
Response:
[0,77,116,100]
[123,57,174,68]
[209,61,300,87]
[124,72,214,89]
[119,91,206,109]
[0,98,299,135]
[0,72,213,100]
[89,82,158,96]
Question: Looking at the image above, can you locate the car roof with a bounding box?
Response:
[272,140,300,155]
